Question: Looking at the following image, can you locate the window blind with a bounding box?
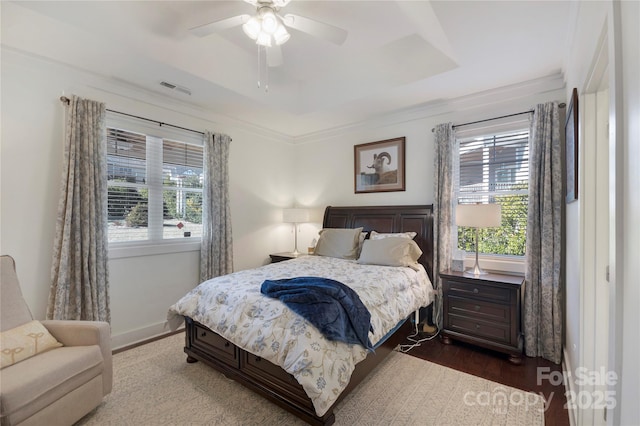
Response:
[106,126,204,244]
[455,129,529,256]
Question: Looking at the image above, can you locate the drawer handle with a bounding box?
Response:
[224,342,230,348]
[474,305,481,311]
[475,324,481,329]
[255,356,262,362]
[473,288,479,294]
[200,331,206,337]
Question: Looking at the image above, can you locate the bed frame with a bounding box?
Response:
[183,204,434,425]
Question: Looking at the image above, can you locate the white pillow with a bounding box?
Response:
[314,227,364,259]
[370,230,417,240]
[357,237,423,269]
[356,231,368,257]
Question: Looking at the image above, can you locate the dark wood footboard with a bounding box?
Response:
[184,316,413,425]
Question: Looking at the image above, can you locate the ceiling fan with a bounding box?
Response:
[189,0,348,67]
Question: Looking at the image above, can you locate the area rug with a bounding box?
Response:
[78,333,545,425]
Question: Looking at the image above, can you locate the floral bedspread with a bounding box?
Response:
[167,255,434,416]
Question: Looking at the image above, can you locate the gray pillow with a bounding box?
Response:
[357,237,423,268]
[314,227,364,259]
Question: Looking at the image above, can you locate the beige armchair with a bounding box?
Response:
[0,255,112,426]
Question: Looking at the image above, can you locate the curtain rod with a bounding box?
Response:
[430,103,566,133]
[60,96,206,137]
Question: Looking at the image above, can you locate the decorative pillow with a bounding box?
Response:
[356,231,369,257]
[370,230,417,240]
[314,227,364,259]
[357,237,423,269]
[1,320,63,369]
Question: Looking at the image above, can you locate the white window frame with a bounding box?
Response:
[106,112,203,258]
[453,116,531,274]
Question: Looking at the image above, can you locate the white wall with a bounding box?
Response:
[563,2,609,398]
[0,48,297,348]
[617,1,640,423]
[562,1,640,424]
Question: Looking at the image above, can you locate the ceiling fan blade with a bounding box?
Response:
[190,15,251,38]
[282,14,348,45]
[267,45,283,67]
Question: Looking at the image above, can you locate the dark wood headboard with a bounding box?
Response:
[322,205,434,282]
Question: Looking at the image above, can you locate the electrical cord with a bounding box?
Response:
[396,320,440,353]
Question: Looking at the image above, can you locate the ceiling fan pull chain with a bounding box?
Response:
[265,55,269,93]
[257,45,261,89]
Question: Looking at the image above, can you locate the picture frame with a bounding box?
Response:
[354,137,405,193]
[565,88,579,203]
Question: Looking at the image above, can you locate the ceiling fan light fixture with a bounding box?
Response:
[242,17,261,40]
[260,10,278,34]
[256,32,272,47]
[273,24,290,45]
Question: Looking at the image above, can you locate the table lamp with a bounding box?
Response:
[282,208,310,255]
[456,203,502,276]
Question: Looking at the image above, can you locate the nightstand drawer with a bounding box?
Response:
[448,315,510,344]
[447,295,510,324]
[443,279,510,303]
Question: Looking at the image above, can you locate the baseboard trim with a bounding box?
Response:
[562,346,577,426]
[111,321,184,352]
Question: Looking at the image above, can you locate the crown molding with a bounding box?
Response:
[293,73,565,145]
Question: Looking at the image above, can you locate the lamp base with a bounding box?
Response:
[463,267,489,277]
[463,229,489,277]
[463,258,488,277]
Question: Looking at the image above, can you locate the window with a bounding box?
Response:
[106,119,204,245]
[455,126,529,257]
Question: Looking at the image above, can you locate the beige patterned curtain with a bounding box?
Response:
[200,132,233,281]
[432,122,455,328]
[47,95,110,322]
[524,102,563,364]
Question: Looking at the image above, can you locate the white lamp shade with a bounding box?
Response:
[242,17,260,40]
[273,25,290,45]
[256,32,272,46]
[261,11,278,34]
[456,204,502,228]
[282,208,310,223]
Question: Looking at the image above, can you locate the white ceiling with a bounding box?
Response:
[2,1,573,137]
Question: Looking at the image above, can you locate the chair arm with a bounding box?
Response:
[41,320,112,395]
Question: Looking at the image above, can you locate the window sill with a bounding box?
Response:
[109,239,201,259]
[463,253,525,275]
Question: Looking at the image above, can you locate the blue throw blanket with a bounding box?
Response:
[260,277,374,351]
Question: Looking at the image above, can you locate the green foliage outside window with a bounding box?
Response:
[458,192,528,256]
[183,193,202,224]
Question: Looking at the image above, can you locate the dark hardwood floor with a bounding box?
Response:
[400,332,570,426]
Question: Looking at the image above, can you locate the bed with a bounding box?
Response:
[167,204,434,425]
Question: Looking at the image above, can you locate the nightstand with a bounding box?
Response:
[269,252,309,263]
[439,269,525,364]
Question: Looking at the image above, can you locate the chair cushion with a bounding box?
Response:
[1,320,63,369]
[0,256,33,332]
[0,346,104,424]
